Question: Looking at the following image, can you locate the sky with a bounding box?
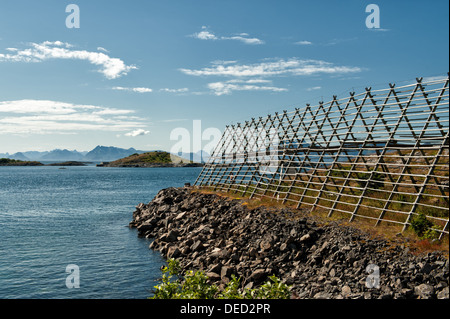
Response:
[0,0,448,154]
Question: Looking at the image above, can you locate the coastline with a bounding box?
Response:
[0,160,89,167]
[130,187,449,299]
[0,158,203,168]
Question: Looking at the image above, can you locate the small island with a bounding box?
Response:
[97,151,204,167]
[0,158,44,166]
[47,161,89,166]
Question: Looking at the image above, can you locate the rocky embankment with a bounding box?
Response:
[130,187,449,299]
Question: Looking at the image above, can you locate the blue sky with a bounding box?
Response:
[0,0,448,154]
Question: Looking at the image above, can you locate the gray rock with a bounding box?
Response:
[176,211,187,220]
[131,187,450,300]
[206,272,221,281]
[249,269,266,282]
[167,246,181,259]
[415,284,435,299]
[137,221,154,233]
[313,291,332,299]
[208,263,222,274]
[421,263,433,274]
[300,234,311,242]
[341,285,352,297]
[191,240,204,252]
[437,287,449,299]
[221,266,235,281]
[166,230,179,242]
[248,247,258,257]
[209,248,223,258]
[260,240,272,251]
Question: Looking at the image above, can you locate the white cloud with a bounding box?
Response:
[0,99,146,135]
[190,27,263,45]
[211,60,237,65]
[422,75,448,83]
[180,58,361,77]
[190,26,218,40]
[0,41,137,79]
[207,81,288,96]
[0,99,97,114]
[295,40,313,45]
[159,88,189,93]
[124,128,150,137]
[180,58,362,96]
[307,86,321,91]
[93,108,135,115]
[325,37,358,46]
[97,47,109,53]
[112,86,153,93]
[194,30,218,40]
[226,78,272,84]
[221,35,264,45]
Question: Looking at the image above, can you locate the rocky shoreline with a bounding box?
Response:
[130,187,449,299]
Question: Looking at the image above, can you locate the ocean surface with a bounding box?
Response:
[0,165,202,299]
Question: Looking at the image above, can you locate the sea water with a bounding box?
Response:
[0,165,202,299]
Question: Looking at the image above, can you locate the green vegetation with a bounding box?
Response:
[114,151,172,164]
[0,158,43,166]
[140,151,172,164]
[410,213,439,239]
[47,161,87,166]
[102,151,199,167]
[355,170,385,189]
[151,259,291,299]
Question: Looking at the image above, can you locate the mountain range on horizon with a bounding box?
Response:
[0,145,210,163]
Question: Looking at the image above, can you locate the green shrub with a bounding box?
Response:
[151,259,183,299]
[422,227,440,240]
[409,213,434,238]
[356,171,385,189]
[151,259,291,299]
[250,275,291,299]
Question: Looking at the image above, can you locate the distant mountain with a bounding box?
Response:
[84,145,146,162]
[21,151,50,160]
[39,149,86,161]
[8,152,30,161]
[177,150,211,163]
[1,146,150,162]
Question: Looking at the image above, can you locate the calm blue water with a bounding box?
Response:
[0,165,202,299]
